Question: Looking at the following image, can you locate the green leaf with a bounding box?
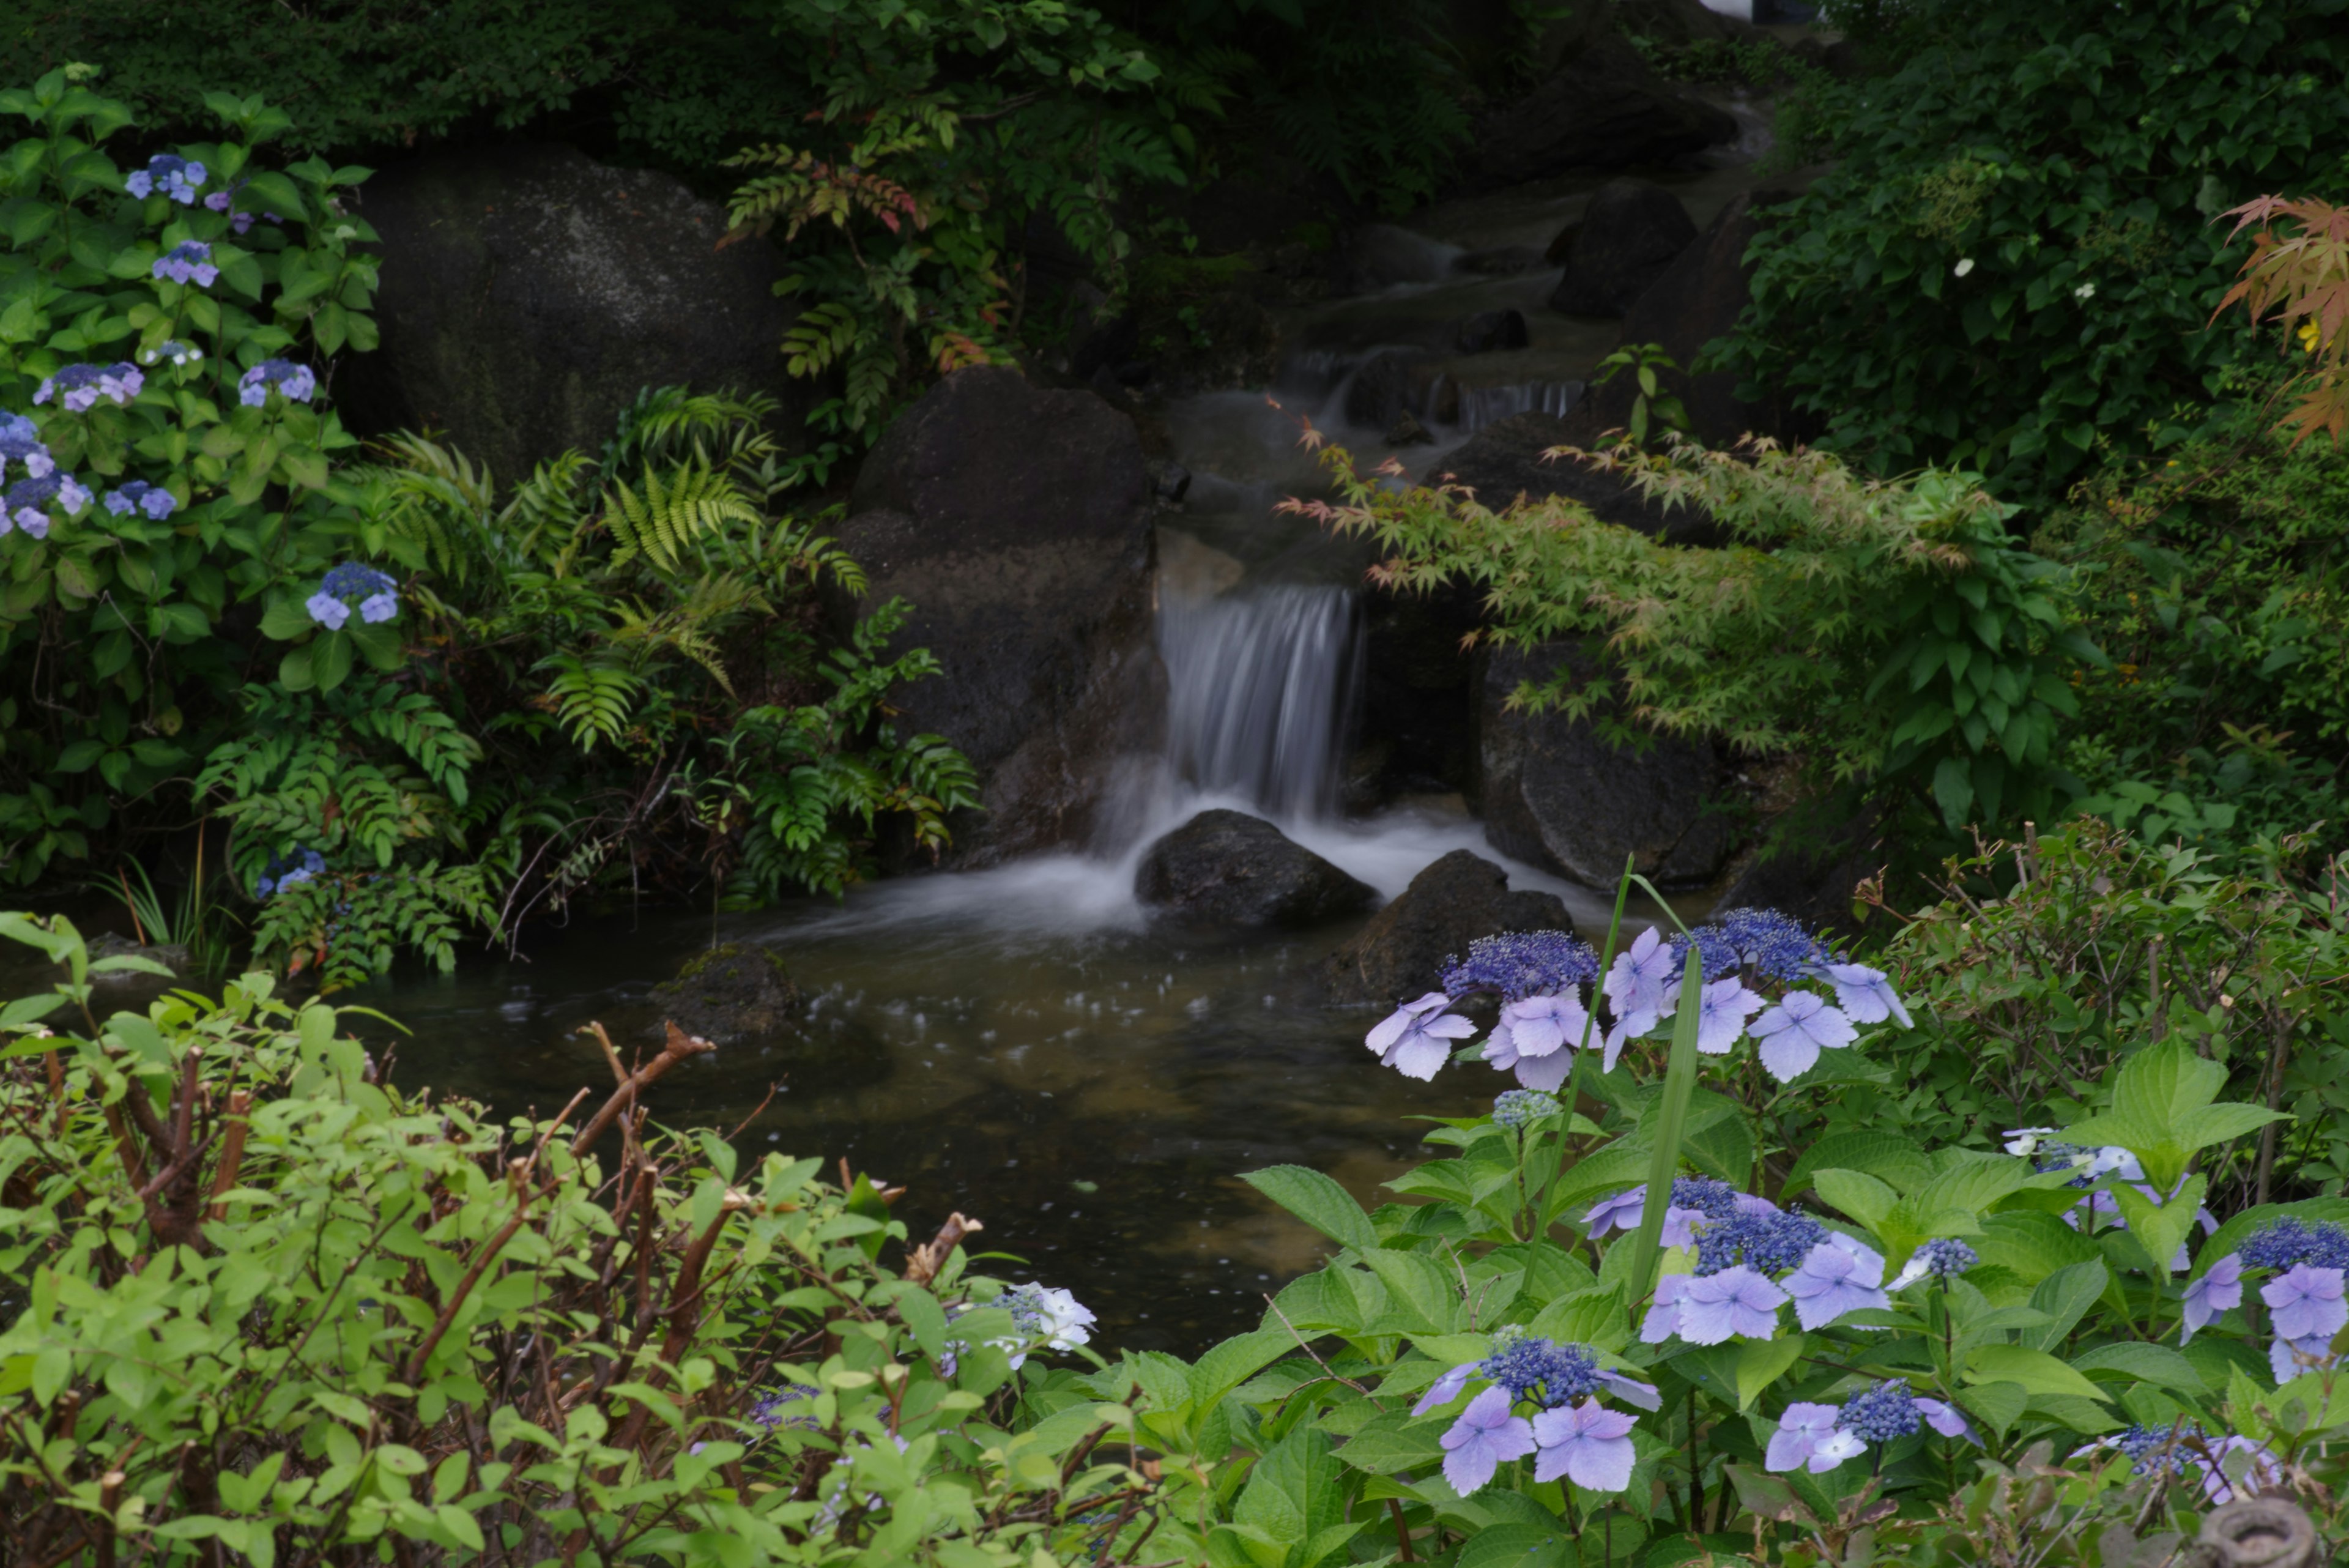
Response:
[1242,1165,1378,1254]
[1956,1380,2030,1440]
[1624,943,1707,1304]
[2071,1342,2208,1397]
[1734,1333,1806,1411]
[2110,1175,2208,1280]
[1783,1132,1931,1199]
[311,630,354,691]
[1810,1169,1898,1233]
[1962,1344,2111,1403]
[2021,1260,2108,1351]
[259,598,314,641]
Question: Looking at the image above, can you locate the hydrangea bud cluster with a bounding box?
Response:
[1490,1089,1562,1129]
[1611,1184,1893,1345]
[34,362,144,412]
[139,340,202,367]
[2184,1218,2349,1381]
[256,847,327,899]
[152,240,219,288]
[1887,1238,1977,1288]
[1765,1381,1975,1475]
[103,480,178,521]
[306,562,401,630]
[4,472,92,539]
[125,154,206,204]
[239,358,317,407]
[2085,1424,2281,1505]
[1410,1328,1658,1498]
[0,412,54,480]
[1364,908,1909,1092]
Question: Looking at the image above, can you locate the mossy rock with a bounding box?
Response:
[651,942,801,1040]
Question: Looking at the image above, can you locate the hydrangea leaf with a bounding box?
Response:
[1962,1345,2110,1403]
[1732,1333,1806,1411]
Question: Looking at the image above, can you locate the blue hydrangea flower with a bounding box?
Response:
[1888,1238,1977,1288]
[139,340,202,367]
[1748,990,1858,1082]
[1841,1380,1923,1443]
[1783,1234,1891,1328]
[1491,1089,1563,1129]
[1765,1402,1863,1474]
[1479,1332,1604,1407]
[306,590,351,630]
[239,358,318,407]
[153,242,220,288]
[1648,1265,1787,1344]
[1668,924,1743,981]
[103,480,178,521]
[4,471,89,539]
[1440,930,1601,1003]
[34,362,145,412]
[1696,1208,1827,1277]
[1367,991,1477,1080]
[127,154,207,204]
[1604,926,1680,1019]
[2241,1218,2349,1274]
[1716,907,1833,981]
[1531,1399,1638,1492]
[0,412,53,480]
[257,847,329,899]
[1441,1385,1536,1497]
[303,562,401,632]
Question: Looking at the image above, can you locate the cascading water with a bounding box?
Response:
[1157,582,1364,821]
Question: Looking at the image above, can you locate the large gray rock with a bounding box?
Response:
[342,143,815,482]
[1135,811,1375,929]
[1549,179,1698,317]
[1326,850,1572,1004]
[837,366,1160,864]
[1470,38,1739,189]
[1479,645,1742,890]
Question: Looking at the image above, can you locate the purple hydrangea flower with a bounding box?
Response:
[1367,991,1476,1080]
[34,362,144,412]
[359,590,399,624]
[103,480,177,521]
[239,358,318,407]
[1411,1361,1479,1416]
[1600,1005,1658,1073]
[1915,1397,1980,1445]
[1696,1208,1825,1277]
[1766,1403,1863,1474]
[1604,927,1678,1019]
[1501,992,1588,1060]
[1531,1399,1637,1491]
[0,412,52,480]
[1821,962,1912,1027]
[1748,990,1858,1082]
[2181,1254,2243,1343]
[2270,1330,2342,1384]
[1599,1369,1661,1410]
[1439,1385,1536,1497]
[2260,1263,2348,1342]
[153,241,220,288]
[128,154,206,203]
[1640,1273,1688,1343]
[1691,976,1768,1054]
[2200,1433,2285,1506]
[1840,1380,1922,1444]
[306,590,351,630]
[1672,1265,1788,1344]
[1441,931,1600,1002]
[1584,1187,1647,1239]
[1784,1236,1890,1329]
[1716,908,1833,980]
[1668,925,1743,981]
[2241,1219,2349,1274]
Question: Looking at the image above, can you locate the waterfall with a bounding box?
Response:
[1158,584,1364,820]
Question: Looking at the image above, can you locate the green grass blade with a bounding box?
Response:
[1622,943,1707,1310]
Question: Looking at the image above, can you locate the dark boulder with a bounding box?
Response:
[342,143,816,483]
[1135,810,1375,929]
[651,942,801,1041]
[836,366,1162,864]
[1470,38,1739,189]
[1430,412,1715,545]
[1356,577,1485,803]
[1562,187,1822,450]
[1455,309,1532,354]
[1479,645,1742,890]
[1345,351,1440,429]
[1711,803,1885,934]
[1326,849,1573,1003]
[1549,179,1698,317]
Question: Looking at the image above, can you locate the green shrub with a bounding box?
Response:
[0,913,1165,1566]
[1721,0,2349,500]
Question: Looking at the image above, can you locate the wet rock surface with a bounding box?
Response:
[1479,644,1743,890]
[1549,178,1698,317]
[1135,810,1376,929]
[837,366,1162,865]
[651,942,802,1041]
[1470,38,1740,188]
[1325,849,1572,1004]
[343,143,814,482]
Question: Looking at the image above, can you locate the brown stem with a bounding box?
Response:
[2147,937,2165,1042]
[94,1471,124,1568]
[569,1022,713,1158]
[1388,1499,1416,1562]
[404,1182,541,1385]
[207,1091,251,1222]
[101,1102,151,1192]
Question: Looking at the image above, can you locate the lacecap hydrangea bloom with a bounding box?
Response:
[34,362,144,412]
[3,472,92,540]
[1410,1328,1658,1496]
[139,340,202,367]
[935,1282,1096,1375]
[1765,1380,1975,1475]
[152,241,219,288]
[2181,1217,2349,1381]
[239,359,317,407]
[256,847,328,899]
[2080,1424,2281,1506]
[305,562,401,630]
[0,412,54,480]
[103,481,178,521]
[1606,1180,1892,1343]
[1364,908,1908,1092]
[125,154,206,204]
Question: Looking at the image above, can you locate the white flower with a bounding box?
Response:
[2075,281,2096,300]
[1954,258,1975,277]
[2003,1126,2060,1156]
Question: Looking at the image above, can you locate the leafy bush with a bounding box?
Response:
[0,69,380,891]
[0,914,1164,1566]
[1291,436,2101,841]
[1721,0,2349,500]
